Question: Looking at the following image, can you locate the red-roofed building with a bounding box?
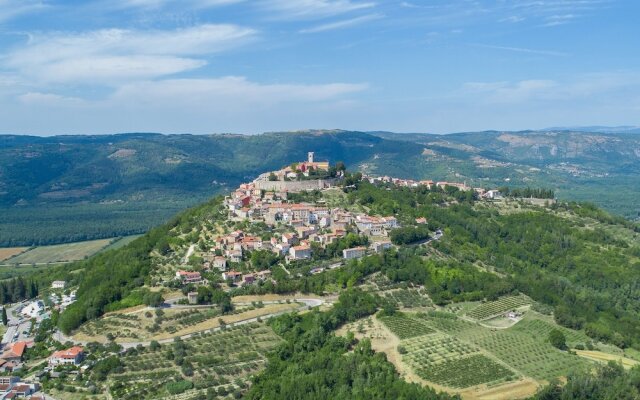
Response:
[49,346,84,367]
[0,342,27,363]
[175,270,203,284]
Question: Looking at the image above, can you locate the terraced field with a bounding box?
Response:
[109,322,282,399]
[466,295,532,320]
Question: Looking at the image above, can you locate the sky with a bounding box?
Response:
[0,0,638,135]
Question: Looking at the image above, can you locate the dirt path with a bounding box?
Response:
[576,350,639,368]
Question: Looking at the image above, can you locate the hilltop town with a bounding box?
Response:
[0,152,596,400]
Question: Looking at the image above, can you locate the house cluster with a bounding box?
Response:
[364,175,471,192]
[0,376,41,399]
[222,185,397,262]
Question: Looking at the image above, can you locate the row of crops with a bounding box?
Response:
[109,322,282,399]
[466,294,532,320]
[458,324,590,382]
[379,314,435,339]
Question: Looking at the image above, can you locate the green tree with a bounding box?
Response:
[1,307,6,326]
[548,329,567,350]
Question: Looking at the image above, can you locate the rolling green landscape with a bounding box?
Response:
[3,166,638,399]
[1,130,639,246]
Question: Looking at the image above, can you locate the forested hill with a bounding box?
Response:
[1,129,639,245]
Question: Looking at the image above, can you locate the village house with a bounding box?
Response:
[175,270,203,284]
[289,244,312,260]
[187,292,198,305]
[48,346,84,367]
[0,342,27,365]
[371,241,392,253]
[343,246,366,260]
[222,271,243,282]
[415,217,428,224]
[213,256,227,271]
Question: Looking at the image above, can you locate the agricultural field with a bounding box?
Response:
[456,316,591,382]
[74,302,299,343]
[4,238,115,265]
[379,313,434,339]
[358,306,609,398]
[509,317,591,347]
[108,322,282,399]
[466,295,532,321]
[382,288,432,308]
[0,247,28,262]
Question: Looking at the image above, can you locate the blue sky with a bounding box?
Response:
[0,0,638,135]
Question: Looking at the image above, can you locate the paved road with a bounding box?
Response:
[2,302,33,346]
[53,298,324,350]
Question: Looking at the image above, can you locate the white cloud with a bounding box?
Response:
[0,0,47,23]
[261,0,375,20]
[111,76,368,104]
[3,24,256,84]
[3,76,369,134]
[300,13,382,33]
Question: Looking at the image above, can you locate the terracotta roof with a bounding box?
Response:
[51,346,84,360]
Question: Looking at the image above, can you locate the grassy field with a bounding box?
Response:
[0,247,28,262]
[2,238,115,265]
[108,322,282,400]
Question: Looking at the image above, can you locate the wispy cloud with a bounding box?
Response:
[115,0,244,9]
[260,0,375,20]
[4,24,257,84]
[542,14,576,27]
[300,13,382,33]
[0,0,48,23]
[472,43,570,57]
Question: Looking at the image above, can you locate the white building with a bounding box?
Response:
[289,245,312,260]
[51,281,66,289]
[343,247,366,260]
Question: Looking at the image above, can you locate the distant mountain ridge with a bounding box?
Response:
[0,129,638,245]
